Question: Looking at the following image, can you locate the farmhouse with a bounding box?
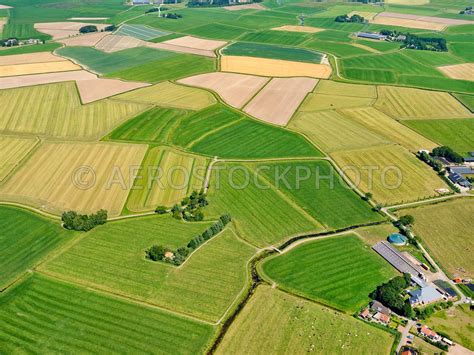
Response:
[356,32,387,40]
[372,312,390,324]
[370,300,391,316]
[409,285,444,306]
[448,172,472,189]
[419,325,441,342]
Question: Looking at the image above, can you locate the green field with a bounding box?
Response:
[237,30,312,46]
[114,24,170,40]
[0,43,61,56]
[454,93,474,112]
[305,40,372,57]
[0,274,214,353]
[216,286,395,354]
[262,235,397,312]
[185,23,249,40]
[0,206,73,290]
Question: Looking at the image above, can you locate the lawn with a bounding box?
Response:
[397,198,474,278]
[216,286,395,354]
[0,136,38,182]
[0,206,73,290]
[0,274,214,353]
[261,235,397,312]
[40,216,255,323]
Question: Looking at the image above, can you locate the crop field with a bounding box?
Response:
[75,78,149,104]
[94,34,144,53]
[0,43,61,56]
[57,31,109,47]
[0,274,214,353]
[0,206,72,290]
[0,136,38,182]
[216,286,395,354]
[331,145,449,205]
[375,86,473,120]
[184,23,248,40]
[272,25,324,33]
[0,142,147,217]
[41,218,255,322]
[115,24,170,40]
[0,52,64,66]
[0,61,81,77]
[438,63,474,82]
[398,198,474,278]
[314,80,377,98]
[304,40,371,57]
[126,147,209,213]
[0,82,149,139]
[238,30,311,46]
[298,93,375,112]
[454,93,474,112]
[261,235,397,312]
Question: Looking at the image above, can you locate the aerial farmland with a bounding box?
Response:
[0,0,473,353]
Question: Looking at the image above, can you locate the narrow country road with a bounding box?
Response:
[396,320,415,353]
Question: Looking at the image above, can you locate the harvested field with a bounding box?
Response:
[0,18,5,33]
[221,56,332,78]
[0,52,63,66]
[375,86,473,120]
[57,32,109,47]
[95,34,144,53]
[0,136,38,182]
[371,16,446,31]
[376,12,474,25]
[0,4,12,8]
[223,3,265,10]
[271,25,324,33]
[147,35,226,57]
[0,61,81,77]
[177,72,269,109]
[115,24,169,40]
[244,77,318,126]
[0,141,147,217]
[76,78,149,104]
[147,42,217,58]
[0,70,96,90]
[331,144,449,205]
[314,80,377,98]
[34,22,109,40]
[438,63,474,82]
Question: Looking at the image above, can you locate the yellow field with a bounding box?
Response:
[0,82,149,139]
[126,147,209,213]
[115,81,216,110]
[375,86,472,120]
[0,142,147,217]
[299,94,375,112]
[340,107,438,152]
[289,110,389,153]
[0,136,39,182]
[438,63,474,82]
[371,17,446,31]
[314,80,377,98]
[221,56,332,79]
[271,25,325,33]
[0,61,81,77]
[331,144,449,205]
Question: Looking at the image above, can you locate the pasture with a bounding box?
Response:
[331,145,449,205]
[0,206,72,290]
[41,218,255,322]
[0,274,214,353]
[397,198,474,278]
[216,286,395,354]
[0,142,147,217]
[261,235,397,312]
[0,136,38,182]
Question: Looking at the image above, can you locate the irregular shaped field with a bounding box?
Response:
[0,274,214,353]
[371,15,446,31]
[0,52,64,65]
[178,72,269,109]
[244,77,318,126]
[115,24,169,40]
[331,145,449,205]
[34,22,109,39]
[314,80,376,98]
[221,56,332,78]
[0,70,96,90]
[0,142,147,217]
[57,31,109,47]
[0,61,81,77]
[41,218,255,322]
[76,78,149,103]
[149,35,226,57]
[299,93,375,112]
[95,34,145,53]
[217,286,395,354]
[0,136,38,182]
[262,235,397,311]
[438,63,474,82]
[271,25,324,33]
[398,198,474,278]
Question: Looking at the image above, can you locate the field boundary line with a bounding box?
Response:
[185,117,245,149]
[0,201,61,220]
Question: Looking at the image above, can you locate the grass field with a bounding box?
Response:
[403,119,474,156]
[185,23,248,40]
[304,40,372,57]
[0,43,61,56]
[398,198,474,278]
[0,206,72,290]
[262,235,397,312]
[221,42,324,63]
[237,30,311,46]
[216,286,395,354]
[0,274,214,353]
[126,147,209,213]
[0,136,38,182]
[0,142,147,217]
[454,93,474,112]
[331,145,449,205]
[0,82,149,139]
[41,218,255,322]
[314,80,377,98]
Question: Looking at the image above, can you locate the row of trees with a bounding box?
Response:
[432,146,464,163]
[369,274,414,318]
[62,209,107,231]
[335,14,365,23]
[417,151,444,172]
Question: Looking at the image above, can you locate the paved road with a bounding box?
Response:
[396,319,416,353]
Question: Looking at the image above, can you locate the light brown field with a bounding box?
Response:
[57,32,109,47]
[271,25,324,33]
[244,77,318,126]
[95,34,144,53]
[0,142,148,217]
[177,72,269,108]
[221,56,332,79]
[223,3,265,10]
[438,63,474,82]
[347,11,378,20]
[0,70,96,89]
[162,35,226,51]
[370,16,447,31]
[0,52,64,66]
[76,78,150,104]
[0,136,38,182]
[376,11,474,25]
[0,61,81,77]
[35,22,109,39]
[147,42,216,57]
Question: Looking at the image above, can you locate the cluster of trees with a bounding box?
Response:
[380,30,448,52]
[79,25,98,34]
[146,214,231,266]
[335,14,365,23]
[62,209,107,231]
[417,151,443,173]
[459,6,473,14]
[432,146,464,163]
[155,190,209,221]
[398,215,415,227]
[415,300,452,320]
[163,13,182,19]
[369,274,414,318]
[104,25,116,31]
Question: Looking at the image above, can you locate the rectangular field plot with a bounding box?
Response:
[331,145,449,205]
[216,286,395,354]
[298,93,375,112]
[397,198,474,278]
[261,235,397,312]
[314,80,377,98]
[115,24,170,40]
[0,136,38,182]
[0,142,147,217]
[0,61,81,77]
[40,217,255,322]
[126,147,209,213]
[0,274,214,353]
